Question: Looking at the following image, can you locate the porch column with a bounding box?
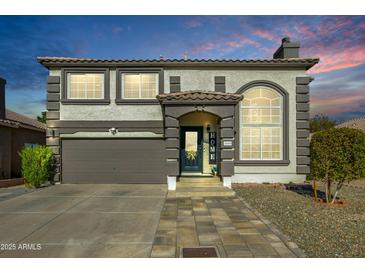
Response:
[165,116,179,190]
[220,116,235,188]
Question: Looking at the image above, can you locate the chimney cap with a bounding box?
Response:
[273,37,300,59]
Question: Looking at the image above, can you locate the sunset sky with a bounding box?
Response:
[0,15,364,122]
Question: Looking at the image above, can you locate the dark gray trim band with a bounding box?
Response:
[46,75,61,183]
[234,80,289,166]
[61,67,110,105]
[115,68,164,105]
[214,76,226,92]
[235,160,290,166]
[47,120,163,128]
[170,76,181,93]
[296,76,312,174]
[47,76,60,84]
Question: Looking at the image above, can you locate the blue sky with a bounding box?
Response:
[0,16,364,122]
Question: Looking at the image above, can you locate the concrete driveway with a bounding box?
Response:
[0,184,167,258]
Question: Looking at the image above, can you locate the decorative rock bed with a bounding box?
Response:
[234,183,365,257]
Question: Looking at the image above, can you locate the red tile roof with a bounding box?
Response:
[37,57,319,70]
[157,90,243,104]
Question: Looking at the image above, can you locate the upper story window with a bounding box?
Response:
[122,73,158,99]
[67,73,104,99]
[240,87,283,160]
[61,68,110,104]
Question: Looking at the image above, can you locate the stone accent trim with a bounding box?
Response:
[220,114,235,176]
[164,116,179,176]
[296,76,312,175]
[46,75,61,183]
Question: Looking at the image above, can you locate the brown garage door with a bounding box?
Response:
[62,139,165,184]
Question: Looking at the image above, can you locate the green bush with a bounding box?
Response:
[310,127,365,203]
[19,145,54,188]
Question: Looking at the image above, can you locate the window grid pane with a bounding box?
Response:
[123,73,158,99]
[240,87,283,160]
[123,74,140,98]
[67,73,104,99]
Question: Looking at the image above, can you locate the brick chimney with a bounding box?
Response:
[0,77,6,119]
[273,37,300,59]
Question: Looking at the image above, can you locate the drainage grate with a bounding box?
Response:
[182,247,218,258]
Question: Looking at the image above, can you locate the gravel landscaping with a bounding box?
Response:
[234,183,365,258]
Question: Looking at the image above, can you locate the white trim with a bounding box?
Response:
[167,176,176,190]
[223,176,232,188]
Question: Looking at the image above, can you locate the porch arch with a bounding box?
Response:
[157,91,242,188]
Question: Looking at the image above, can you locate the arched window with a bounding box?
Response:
[240,86,283,160]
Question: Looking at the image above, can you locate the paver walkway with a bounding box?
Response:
[151,196,305,258]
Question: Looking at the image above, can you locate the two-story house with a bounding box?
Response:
[38,37,318,190]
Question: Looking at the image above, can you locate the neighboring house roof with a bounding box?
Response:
[336,117,365,133]
[0,109,46,132]
[157,90,243,104]
[37,56,319,70]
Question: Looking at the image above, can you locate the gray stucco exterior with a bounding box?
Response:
[40,38,318,186]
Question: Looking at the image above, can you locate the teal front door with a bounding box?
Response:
[180,127,203,172]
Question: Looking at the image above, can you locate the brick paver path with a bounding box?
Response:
[151,196,304,258]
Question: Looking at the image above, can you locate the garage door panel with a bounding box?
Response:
[62,139,165,184]
[63,171,165,184]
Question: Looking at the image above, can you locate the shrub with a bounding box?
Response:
[309,114,337,133]
[310,127,365,203]
[19,145,54,188]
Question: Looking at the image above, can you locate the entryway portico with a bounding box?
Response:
[157,90,242,190]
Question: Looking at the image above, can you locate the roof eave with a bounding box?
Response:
[37,58,319,71]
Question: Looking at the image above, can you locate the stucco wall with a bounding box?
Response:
[164,69,308,182]
[163,69,307,94]
[54,67,309,182]
[58,69,163,121]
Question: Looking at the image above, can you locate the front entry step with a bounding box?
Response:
[168,176,235,198]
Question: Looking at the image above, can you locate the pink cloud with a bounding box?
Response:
[309,45,365,74]
[311,91,365,115]
[191,42,217,54]
[192,34,262,54]
[316,16,353,37]
[253,29,278,41]
[295,24,315,38]
[184,19,203,29]
[224,33,261,50]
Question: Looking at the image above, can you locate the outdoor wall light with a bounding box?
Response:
[206,124,211,132]
[109,127,118,135]
[50,129,55,138]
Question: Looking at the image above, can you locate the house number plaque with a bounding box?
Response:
[209,132,217,164]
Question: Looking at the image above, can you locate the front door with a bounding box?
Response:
[180,127,203,172]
